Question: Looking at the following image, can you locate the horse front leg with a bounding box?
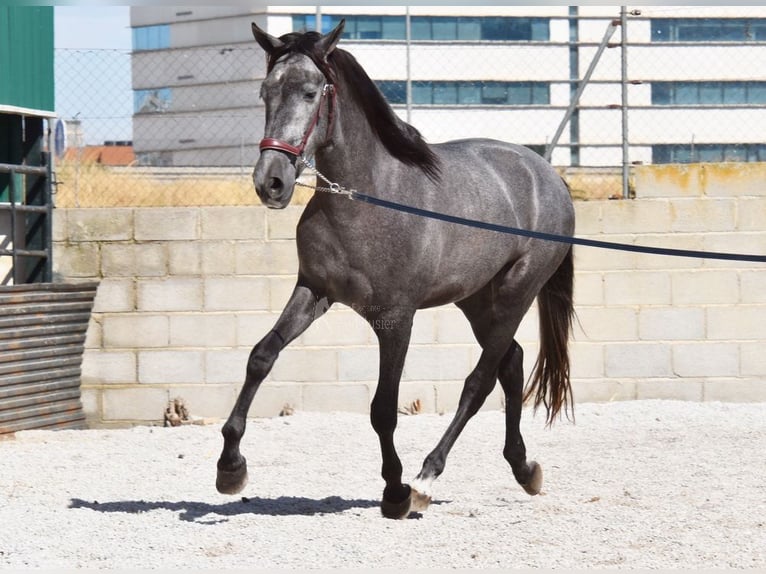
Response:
[216,282,330,495]
[366,307,426,519]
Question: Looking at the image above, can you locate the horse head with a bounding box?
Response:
[251,20,345,208]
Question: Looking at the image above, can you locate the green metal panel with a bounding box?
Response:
[0,7,54,115]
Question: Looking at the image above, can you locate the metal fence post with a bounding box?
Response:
[621,6,630,198]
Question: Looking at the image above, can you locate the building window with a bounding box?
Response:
[376,80,549,105]
[132,24,170,51]
[652,18,766,42]
[653,143,766,164]
[134,88,172,113]
[293,15,549,41]
[652,82,766,105]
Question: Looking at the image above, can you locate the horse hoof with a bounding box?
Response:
[381,496,411,519]
[521,460,543,496]
[381,485,432,519]
[216,457,248,495]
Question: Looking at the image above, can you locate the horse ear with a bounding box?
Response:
[318,19,345,58]
[251,21,284,54]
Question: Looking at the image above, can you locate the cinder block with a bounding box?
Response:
[435,307,475,344]
[672,343,739,377]
[337,346,378,381]
[266,206,304,240]
[737,197,766,231]
[573,307,637,342]
[433,380,462,413]
[93,278,135,313]
[101,243,167,277]
[102,314,169,348]
[84,317,101,349]
[669,198,736,233]
[410,309,437,344]
[168,242,202,276]
[571,380,637,403]
[301,310,371,346]
[269,277,298,311]
[707,306,766,341]
[236,312,282,346]
[67,208,133,242]
[135,208,199,241]
[79,387,102,423]
[302,383,370,413]
[740,271,766,304]
[249,382,304,417]
[741,342,766,376]
[137,277,203,312]
[515,306,539,344]
[166,384,237,419]
[574,235,636,271]
[569,342,604,379]
[138,350,205,384]
[170,313,237,347]
[53,243,100,278]
[700,163,766,198]
[604,271,671,306]
[631,234,704,271]
[204,277,270,311]
[102,387,169,422]
[200,242,236,275]
[702,232,766,269]
[402,345,473,381]
[636,379,704,401]
[201,206,265,240]
[574,201,603,235]
[703,379,766,402]
[638,307,705,341]
[573,272,604,306]
[671,270,739,305]
[235,241,300,276]
[52,209,68,242]
[398,381,437,414]
[81,350,137,384]
[633,164,703,199]
[269,348,337,382]
[205,348,250,384]
[605,343,672,378]
[601,199,672,234]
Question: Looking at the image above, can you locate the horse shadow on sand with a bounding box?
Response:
[68,495,444,524]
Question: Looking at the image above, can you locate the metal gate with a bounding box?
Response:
[0,159,52,284]
[1,152,96,434]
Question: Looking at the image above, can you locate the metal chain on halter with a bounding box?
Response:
[296,156,356,198]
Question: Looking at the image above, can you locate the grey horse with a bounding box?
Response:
[216,20,576,519]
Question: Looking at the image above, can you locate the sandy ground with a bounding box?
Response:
[1,400,764,570]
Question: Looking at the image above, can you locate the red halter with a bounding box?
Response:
[259,84,336,158]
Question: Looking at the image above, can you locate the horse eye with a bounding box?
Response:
[304,91,318,101]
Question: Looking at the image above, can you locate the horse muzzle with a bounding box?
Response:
[253,149,296,209]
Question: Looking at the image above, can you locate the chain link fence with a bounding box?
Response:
[53,8,766,207]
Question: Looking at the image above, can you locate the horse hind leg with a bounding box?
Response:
[411,285,518,503]
[498,340,543,495]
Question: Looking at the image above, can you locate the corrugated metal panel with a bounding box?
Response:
[0,282,98,434]
[0,7,55,115]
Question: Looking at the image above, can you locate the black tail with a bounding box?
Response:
[523,246,575,425]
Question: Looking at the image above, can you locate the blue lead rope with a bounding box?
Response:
[350,191,766,264]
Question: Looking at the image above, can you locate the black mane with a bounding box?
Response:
[267,31,441,180]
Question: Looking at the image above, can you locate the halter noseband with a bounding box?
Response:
[259,83,336,158]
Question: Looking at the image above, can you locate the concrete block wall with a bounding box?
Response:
[53,164,766,426]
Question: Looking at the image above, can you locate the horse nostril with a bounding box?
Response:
[268,177,284,194]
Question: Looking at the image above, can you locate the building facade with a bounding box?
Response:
[129,6,766,168]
